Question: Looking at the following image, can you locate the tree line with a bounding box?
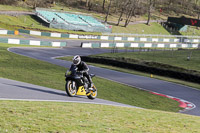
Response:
[1,0,200,27]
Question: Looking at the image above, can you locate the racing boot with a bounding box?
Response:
[88,82,96,92]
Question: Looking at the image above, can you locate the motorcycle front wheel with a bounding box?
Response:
[65,80,77,97]
[87,85,97,99]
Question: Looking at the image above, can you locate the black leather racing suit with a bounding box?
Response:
[76,61,93,86]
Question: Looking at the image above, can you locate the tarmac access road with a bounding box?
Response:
[4,46,200,116]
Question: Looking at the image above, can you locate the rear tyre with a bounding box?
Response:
[87,85,97,99]
[65,80,77,97]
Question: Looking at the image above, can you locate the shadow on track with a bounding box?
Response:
[3,83,90,100]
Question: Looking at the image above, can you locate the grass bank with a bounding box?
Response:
[0,4,31,11]
[0,14,169,35]
[0,4,196,36]
[0,100,199,133]
[91,49,200,72]
[0,15,101,35]
[112,22,171,35]
[0,43,181,112]
[0,4,172,36]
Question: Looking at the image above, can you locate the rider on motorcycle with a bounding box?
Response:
[72,55,93,92]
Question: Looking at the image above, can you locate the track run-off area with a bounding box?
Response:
[0,43,199,116]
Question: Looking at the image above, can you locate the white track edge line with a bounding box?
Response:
[0,98,141,109]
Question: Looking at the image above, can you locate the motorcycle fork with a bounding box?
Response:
[72,81,76,90]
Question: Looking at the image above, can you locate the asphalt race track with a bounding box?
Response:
[3,46,200,116]
[0,77,137,108]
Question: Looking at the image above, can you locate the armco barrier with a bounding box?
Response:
[81,56,200,84]
[81,42,199,48]
[0,38,66,47]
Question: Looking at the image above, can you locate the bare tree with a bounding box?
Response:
[147,0,154,25]
[102,0,106,10]
[116,0,130,26]
[167,0,173,10]
[88,0,93,10]
[113,0,120,13]
[105,0,112,23]
[86,0,89,7]
[124,0,139,27]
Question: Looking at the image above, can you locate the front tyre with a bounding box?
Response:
[87,85,97,99]
[65,80,77,97]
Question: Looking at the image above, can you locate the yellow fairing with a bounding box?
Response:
[76,86,86,96]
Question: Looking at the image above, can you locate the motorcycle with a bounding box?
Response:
[65,65,97,99]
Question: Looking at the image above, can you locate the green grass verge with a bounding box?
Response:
[0,15,45,30]
[0,34,25,38]
[0,43,181,112]
[59,55,200,90]
[112,22,171,35]
[91,49,200,72]
[0,100,200,133]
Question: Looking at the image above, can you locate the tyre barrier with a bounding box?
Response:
[0,30,14,35]
[17,29,200,43]
[18,29,99,39]
[2,29,200,44]
[81,42,199,48]
[0,38,67,47]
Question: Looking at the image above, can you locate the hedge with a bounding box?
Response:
[81,56,200,84]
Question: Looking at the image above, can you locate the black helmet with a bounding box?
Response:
[73,55,81,65]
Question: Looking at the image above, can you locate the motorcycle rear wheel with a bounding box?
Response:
[65,80,77,97]
[87,85,97,99]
